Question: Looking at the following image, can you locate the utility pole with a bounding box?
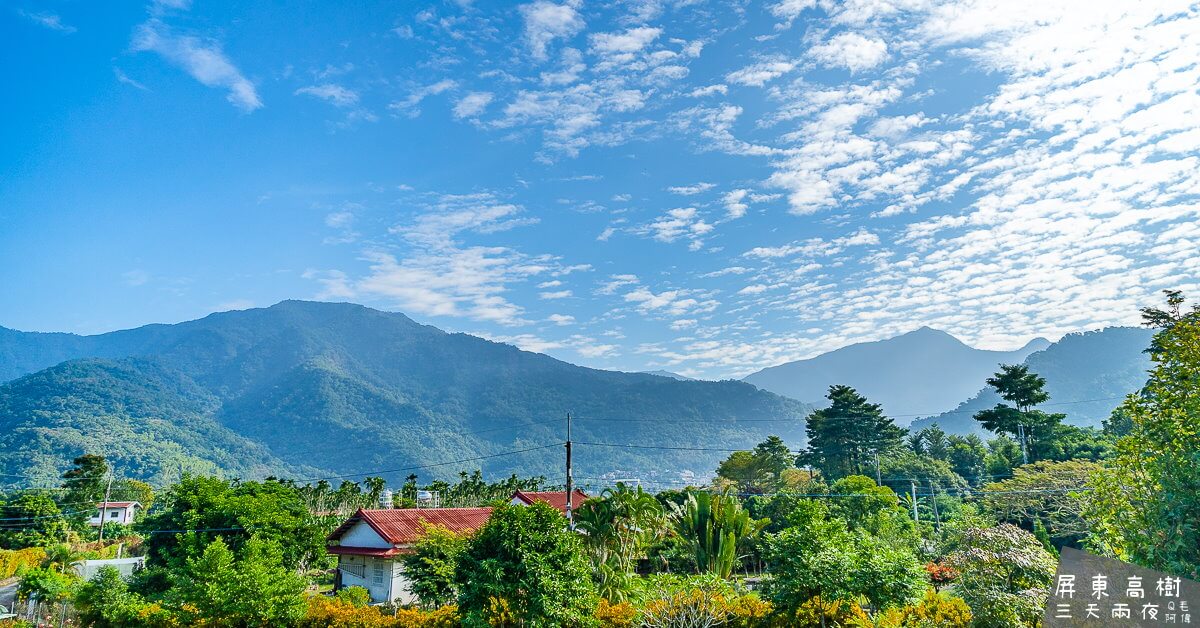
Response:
[97,473,114,543]
[874,451,881,484]
[910,481,919,522]
[565,412,574,530]
[929,480,941,531]
[1017,423,1029,465]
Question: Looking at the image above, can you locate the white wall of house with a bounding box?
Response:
[339,521,393,548]
[337,555,416,604]
[88,505,136,527]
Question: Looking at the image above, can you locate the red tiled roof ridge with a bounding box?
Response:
[329,506,494,546]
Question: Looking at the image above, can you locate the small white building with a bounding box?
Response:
[88,501,140,527]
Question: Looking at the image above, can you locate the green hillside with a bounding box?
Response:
[0,301,811,486]
[0,358,308,487]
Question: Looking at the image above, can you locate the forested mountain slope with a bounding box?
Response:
[0,301,810,485]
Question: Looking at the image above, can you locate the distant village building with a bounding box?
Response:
[325,490,588,604]
[89,501,139,527]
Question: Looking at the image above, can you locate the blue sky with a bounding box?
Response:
[2,0,1198,379]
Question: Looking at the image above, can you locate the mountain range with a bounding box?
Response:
[908,326,1154,434]
[743,327,1052,421]
[0,301,1157,490]
[0,301,809,488]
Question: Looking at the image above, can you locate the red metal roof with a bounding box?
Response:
[95,501,139,508]
[326,545,404,557]
[328,507,494,546]
[510,490,589,513]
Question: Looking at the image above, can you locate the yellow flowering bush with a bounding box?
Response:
[0,547,46,579]
[299,595,459,628]
[875,590,972,628]
[596,598,637,627]
[784,597,870,627]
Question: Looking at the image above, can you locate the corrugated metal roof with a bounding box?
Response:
[510,490,589,512]
[328,507,494,546]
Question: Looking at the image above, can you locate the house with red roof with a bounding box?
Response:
[88,501,140,527]
[326,490,587,603]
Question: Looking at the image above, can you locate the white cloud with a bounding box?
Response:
[20,11,76,33]
[548,313,576,325]
[540,289,573,299]
[390,79,457,117]
[131,20,262,112]
[688,84,728,98]
[667,182,715,195]
[453,92,494,119]
[722,189,749,219]
[810,32,889,72]
[295,83,359,107]
[520,0,585,61]
[590,26,662,56]
[725,59,797,86]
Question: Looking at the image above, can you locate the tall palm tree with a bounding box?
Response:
[574,483,667,601]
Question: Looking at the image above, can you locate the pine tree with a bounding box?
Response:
[802,385,905,480]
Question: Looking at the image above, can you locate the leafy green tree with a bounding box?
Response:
[61,454,109,527]
[802,385,906,480]
[139,475,323,577]
[74,566,153,628]
[983,435,1021,480]
[826,476,918,545]
[169,536,306,627]
[946,434,988,485]
[878,451,969,495]
[980,460,1099,548]
[670,490,765,579]
[973,365,1064,464]
[909,426,949,461]
[1101,406,1133,437]
[947,524,1056,627]
[455,502,597,627]
[401,522,469,608]
[574,483,667,601]
[762,501,924,619]
[17,565,78,602]
[110,478,155,512]
[1087,291,1200,578]
[715,436,797,494]
[0,491,69,549]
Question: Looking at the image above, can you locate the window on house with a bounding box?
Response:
[372,562,385,585]
[110,510,120,518]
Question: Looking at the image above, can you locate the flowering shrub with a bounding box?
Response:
[0,548,46,579]
[299,596,459,627]
[595,598,637,627]
[783,598,869,627]
[877,590,972,627]
[923,562,958,590]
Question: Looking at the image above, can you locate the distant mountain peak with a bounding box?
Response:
[743,326,1055,421]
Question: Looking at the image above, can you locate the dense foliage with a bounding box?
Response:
[1087,291,1200,578]
[455,502,598,627]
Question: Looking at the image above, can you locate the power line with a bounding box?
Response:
[570,395,1127,423]
[292,442,565,483]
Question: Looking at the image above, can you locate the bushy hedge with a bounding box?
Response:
[0,547,46,579]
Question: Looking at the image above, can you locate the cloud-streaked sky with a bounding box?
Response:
[3,0,1198,379]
